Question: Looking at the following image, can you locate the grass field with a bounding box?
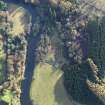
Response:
[30,63,73,105]
[0,38,5,82]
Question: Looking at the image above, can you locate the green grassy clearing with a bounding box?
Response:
[0,39,5,83]
[30,63,73,105]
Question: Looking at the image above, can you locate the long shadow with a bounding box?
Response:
[54,76,72,105]
[20,35,38,105]
[21,20,46,105]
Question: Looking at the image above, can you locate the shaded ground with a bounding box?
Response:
[21,21,45,105]
[54,76,74,105]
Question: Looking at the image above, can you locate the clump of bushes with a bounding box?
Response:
[0,1,7,11]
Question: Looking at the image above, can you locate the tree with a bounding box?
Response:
[0,1,7,10]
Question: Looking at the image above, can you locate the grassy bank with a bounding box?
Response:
[30,63,73,105]
[0,35,5,83]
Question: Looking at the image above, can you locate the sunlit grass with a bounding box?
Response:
[0,89,13,104]
[0,40,5,82]
[30,63,73,105]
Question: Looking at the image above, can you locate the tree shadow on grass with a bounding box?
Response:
[54,75,73,105]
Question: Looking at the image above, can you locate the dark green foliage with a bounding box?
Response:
[0,1,7,10]
[0,101,8,105]
[7,36,26,54]
[63,15,105,105]
[87,16,105,79]
[69,0,78,4]
[63,62,104,105]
